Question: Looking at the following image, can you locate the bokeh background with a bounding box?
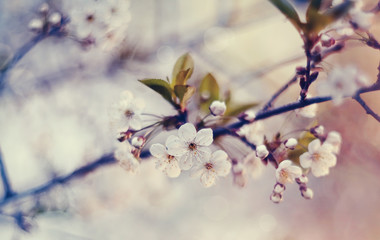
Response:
[0,0,380,239]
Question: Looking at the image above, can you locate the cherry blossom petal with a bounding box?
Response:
[179,152,193,170]
[178,123,197,142]
[200,171,217,188]
[308,139,321,154]
[194,128,213,146]
[149,143,167,159]
[300,152,312,168]
[166,136,188,156]
[165,161,181,178]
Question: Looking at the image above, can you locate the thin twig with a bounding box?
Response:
[262,75,298,111]
[353,94,380,122]
[0,154,115,209]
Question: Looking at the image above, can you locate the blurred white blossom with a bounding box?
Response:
[110,91,145,132]
[114,142,140,174]
[318,66,369,105]
[299,139,337,177]
[275,160,302,185]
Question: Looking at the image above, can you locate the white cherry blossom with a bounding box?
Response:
[276,160,302,185]
[110,91,145,132]
[191,150,231,188]
[209,100,226,116]
[237,121,264,145]
[150,143,181,178]
[325,131,342,154]
[166,123,213,170]
[299,139,337,177]
[295,94,317,118]
[114,142,139,174]
[318,66,369,105]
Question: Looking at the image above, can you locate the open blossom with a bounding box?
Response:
[209,100,226,116]
[299,139,337,177]
[110,91,145,132]
[166,123,213,170]
[150,143,181,178]
[191,150,231,188]
[318,66,369,105]
[114,142,139,173]
[276,160,302,185]
[243,152,265,179]
[325,131,342,154]
[237,121,264,145]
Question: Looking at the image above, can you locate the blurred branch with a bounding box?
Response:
[0,153,115,209]
[0,149,14,199]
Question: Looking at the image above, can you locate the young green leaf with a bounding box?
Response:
[199,73,220,112]
[269,0,303,31]
[174,85,196,111]
[171,53,194,86]
[306,0,322,23]
[139,79,176,106]
[306,0,353,34]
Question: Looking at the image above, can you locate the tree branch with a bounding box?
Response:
[0,149,14,199]
[353,94,380,122]
[0,153,115,209]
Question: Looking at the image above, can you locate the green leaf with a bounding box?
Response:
[306,0,322,23]
[174,85,196,111]
[225,102,259,117]
[269,0,303,31]
[139,79,175,106]
[306,0,353,34]
[171,53,194,86]
[199,73,220,112]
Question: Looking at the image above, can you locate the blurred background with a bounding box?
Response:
[0,0,379,239]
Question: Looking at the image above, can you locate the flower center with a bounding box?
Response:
[279,169,289,181]
[188,142,197,151]
[204,162,213,170]
[167,155,175,163]
[124,110,134,119]
[312,153,321,162]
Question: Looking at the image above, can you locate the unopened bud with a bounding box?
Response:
[48,12,62,26]
[39,3,49,14]
[256,145,269,159]
[273,183,285,194]
[28,18,44,32]
[296,175,309,184]
[209,100,226,116]
[241,110,256,122]
[270,192,283,203]
[131,136,145,148]
[284,138,298,150]
[321,34,335,47]
[301,187,314,199]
